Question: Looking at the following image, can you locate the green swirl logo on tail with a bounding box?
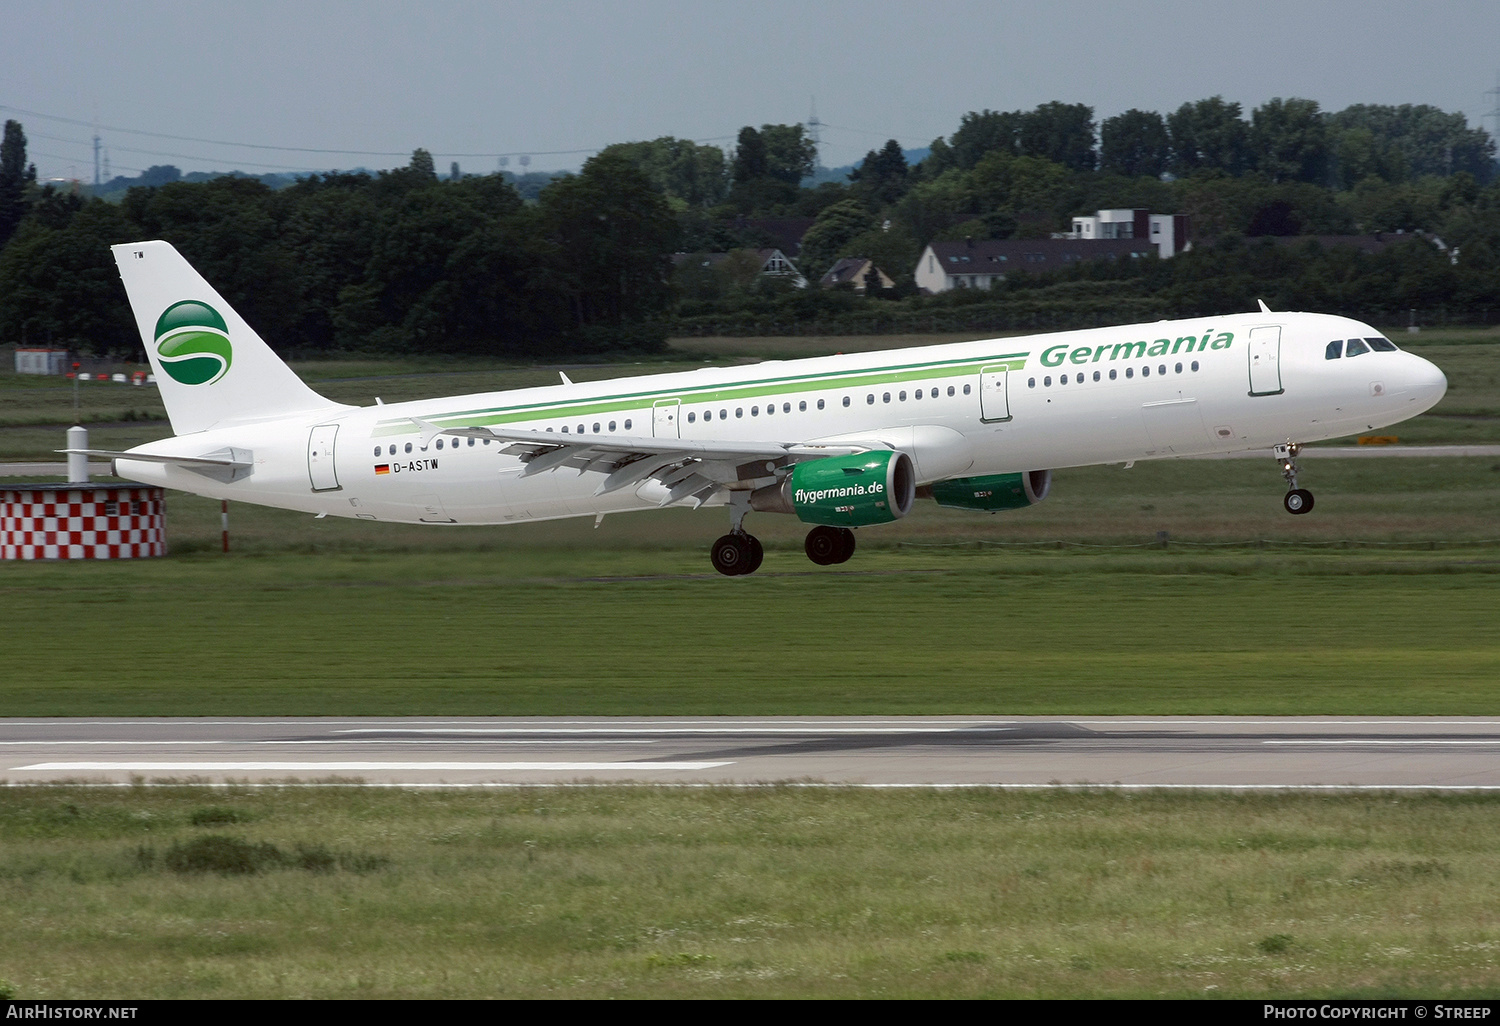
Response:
[154,301,232,385]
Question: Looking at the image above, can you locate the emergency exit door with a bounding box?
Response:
[980,366,1012,422]
[307,424,341,491]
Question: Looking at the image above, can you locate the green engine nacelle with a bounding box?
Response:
[752,451,916,527]
[927,470,1052,512]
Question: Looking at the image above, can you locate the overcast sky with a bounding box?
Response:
[5,0,1499,183]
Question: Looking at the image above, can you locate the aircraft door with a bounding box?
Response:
[307,424,341,492]
[979,366,1012,422]
[1248,326,1284,396]
[652,399,681,438]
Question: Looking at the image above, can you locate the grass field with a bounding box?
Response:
[2,786,1499,999]
[1,333,1498,999]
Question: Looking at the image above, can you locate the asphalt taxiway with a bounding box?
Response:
[4,716,1500,788]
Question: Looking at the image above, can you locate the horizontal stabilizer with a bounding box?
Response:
[60,447,255,483]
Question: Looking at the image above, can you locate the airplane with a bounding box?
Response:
[73,240,1448,576]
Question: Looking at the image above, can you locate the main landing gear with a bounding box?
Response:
[1275,442,1315,515]
[708,493,859,576]
[711,491,765,576]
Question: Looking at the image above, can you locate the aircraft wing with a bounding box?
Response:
[410,418,877,506]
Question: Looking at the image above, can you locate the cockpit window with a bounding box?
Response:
[1367,336,1398,352]
[1325,340,1342,360]
[1345,338,1371,357]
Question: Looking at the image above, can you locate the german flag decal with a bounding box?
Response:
[374,464,390,475]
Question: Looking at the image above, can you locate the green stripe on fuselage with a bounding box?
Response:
[371,352,1030,437]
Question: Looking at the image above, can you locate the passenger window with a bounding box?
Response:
[783,402,791,413]
[1142,367,1150,377]
[1174,363,1182,373]
[867,394,875,404]
[577,424,585,433]
[389,445,396,455]
[1044,376,1052,386]
[800,401,808,412]
[1346,339,1370,357]
[687,413,695,423]
[1367,337,1398,352]
[842,397,850,407]
[816,399,824,410]
[1029,378,1036,388]
[899,391,907,401]
[624,419,632,430]
[435,438,444,450]
[751,406,759,416]
[1191,361,1199,372]
[405,442,413,452]
[931,388,939,398]
[913,389,921,400]
[1325,340,1342,360]
[1076,373,1084,384]
[704,410,712,421]
[373,446,381,457]
[719,410,727,420]
[1109,370,1117,380]
[1126,368,1134,379]
[1059,374,1067,386]
[948,386,955,396]
[736,408,743,418]
[1158,365,1166,376]
[468,437,475,447]
[963,384,971,395]
[1093,371,1100,382]
[608,421,616,431]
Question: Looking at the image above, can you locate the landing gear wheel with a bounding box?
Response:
[806,526,857,566]
[1284,489,1314,515]
[805,525,844,566]
[837,527,856,563]
[711,533,755,576]
[745,535,764,575]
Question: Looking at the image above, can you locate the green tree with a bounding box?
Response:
[732,127,769,184]
[599,137,727,206]
[797,199,877,282]
[538,152,678,336]
[1168,97,1250,175]
[849,139,910,206]
[0,119,37,249]
[948,110,1022,169]
[0,200,137,354]
[1250,98,1330,184]
[1018,102,1096,171]
[758,124,817,185]
[1100,109,1169,178]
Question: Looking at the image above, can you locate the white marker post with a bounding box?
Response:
[66,426,88,484]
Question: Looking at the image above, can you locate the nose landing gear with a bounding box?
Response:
[1275,442,1315,515]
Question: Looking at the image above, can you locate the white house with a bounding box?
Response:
[914,237,1156,294]
[1067,208,1190,259]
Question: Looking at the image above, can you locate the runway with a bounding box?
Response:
[4,716,1500,788]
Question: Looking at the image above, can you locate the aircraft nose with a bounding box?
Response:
[1405,353,1447,412]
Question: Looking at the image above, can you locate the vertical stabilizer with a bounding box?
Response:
[112,241,348,435]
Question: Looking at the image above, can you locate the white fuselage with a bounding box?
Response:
[115,311,1448,526]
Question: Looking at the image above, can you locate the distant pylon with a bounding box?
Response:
[92,134,101,188]
[1486,72,1500,153]
[806,97,823,169]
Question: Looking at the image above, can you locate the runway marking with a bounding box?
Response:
[333,727,977,735]
[6,781,1500,791]
[0,740,659,746]
[1264,740,1500,746]
[12,761,732,772]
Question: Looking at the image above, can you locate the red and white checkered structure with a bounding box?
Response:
[1,487,166,559]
